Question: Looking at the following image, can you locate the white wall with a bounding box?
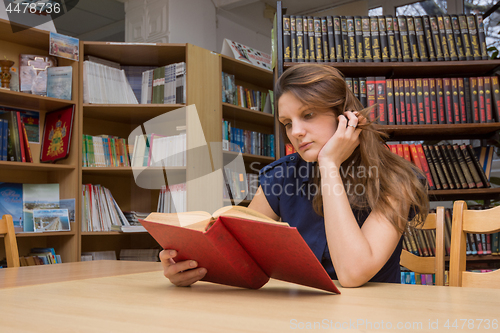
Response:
[216,14,271,54]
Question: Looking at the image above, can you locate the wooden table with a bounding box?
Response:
[0,261,499,332]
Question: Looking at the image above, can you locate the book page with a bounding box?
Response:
[144,212,212,231]
[214,206,289,227]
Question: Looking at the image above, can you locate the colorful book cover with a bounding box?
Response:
[22,183,59,232]
[33,208,70,232]
[0,182,23,230]
[46,66,73,100]
[40,105,75,163]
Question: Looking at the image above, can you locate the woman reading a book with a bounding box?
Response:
[160,64,429,288]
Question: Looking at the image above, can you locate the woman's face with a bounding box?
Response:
[278,92,338,162]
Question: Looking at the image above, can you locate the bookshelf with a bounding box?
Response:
[0,19,80,263]
[220,55,275,206]
[274,3,500,271]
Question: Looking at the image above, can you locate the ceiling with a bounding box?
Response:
[51,0,355,42]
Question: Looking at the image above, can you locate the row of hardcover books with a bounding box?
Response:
[222,71,273,113]
[131,132,186,168]
[18,248,62,267]
[283,14,488,63]
[0,109,33,162]
[400,271,441,285]
[82,134,130,168]
[222,120,275,157]
[223,170,258,201]
[389,143,492,190]
[346,76,500,124]
[142,62,186,104]
[404,207,500,257]
[157,184,186,214]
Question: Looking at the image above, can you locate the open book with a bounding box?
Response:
[140,206,340,293]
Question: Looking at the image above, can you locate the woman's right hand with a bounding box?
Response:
[159,249,207,287]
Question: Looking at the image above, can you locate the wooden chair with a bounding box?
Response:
[0,214,20,268]
[449,201,500,288]
[400,206,445,286]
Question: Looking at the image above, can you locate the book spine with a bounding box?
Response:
[421,144,440,190]
[459,14,474,60]
[359,77,367,108]
[376,76,387,124]
[378,16,389,62]
[443,78,453,124]
[484,76,494,123]
[314,17,323,62]
[470,77,480,123]
[394,79,401,124]
[429,16,444,61]
[478,77,486,123]
[386,15,397,62]
[407,16,420,61]
[436,78,446,124]
[308,17,316,62]
[451,78,460,124]
[427,144,448,189]
[460,144,484,188]
[321,17,329,62]
[491,76,500,122]
[366,76,377,121]
[467,144,490,187]
[467,14,482,60]
[283,15,291,62]
[452,144,476,188]
[333,16,343,62]
[398,16,411,62]
[410,79,418,124]
[476,14,488,60]
[458,78,467,123]
[296,15,304,62]
[361,16,372,62]
[290,16,297,62]
[429,78,438,124]
[353,77,360,100]
[439,145,461,189]
[341,17,349,61]
[444,15,458,61]
[327,16,335,62]
[416,78,425,124]
[464,77,472,123]
[392,15,403,62]
[399,79,407,125]
[386,79,395,125]
[451,15,466,61]
[302,17,309,62]
[354,16,364,62]
[370,16,381,62]
[435,145,455,189]
[415,17,428,62]
[347,16,357,62]
[423,78,431,124]
[404,78,412,124]
[437,16,451,61]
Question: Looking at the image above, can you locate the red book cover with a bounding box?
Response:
[442,78,453,124]
[40,105,75,163]
[416,144,435,189]
[451,78,460,123]
[389,144,397,155]
[478,77,486,123]
[416,78,425,124]
[21,122,32,163]
[458,78,467,123]
[140,213,340,293]
[409,144,423,170]
[396,143,404,158]
[402,78,409,124]
[15,112,26,162]
[410,79,418,124]
[394,79,401,124]
[484,76,494,123]
[429,78,438,124]
[403,143,411,162]
[285,143,296,155]
[422,78,431,124]
[366,76,377,121]
[436,78,446,124]
[386,79,395,125]
[375,76,387,124]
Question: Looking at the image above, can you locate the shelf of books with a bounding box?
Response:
[221,55,275,206]
[79,42,223,259]
[0,19,80,265]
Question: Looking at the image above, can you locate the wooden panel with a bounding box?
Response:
[83,104,185,124]
[221,55,273,90]
[83,117,135,139]
[222,103,274,127]
[462,269,500,289]
[428,188,500,201]
[463,205,500,233]
[380,123,500,141]
[0,88,75,112]
[81,233,159,259]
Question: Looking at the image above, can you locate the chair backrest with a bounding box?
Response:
[449,201,500,288]
[400,206,445,286]
[0,214,20,268]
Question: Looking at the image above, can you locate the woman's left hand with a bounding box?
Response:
[317,111,364,168]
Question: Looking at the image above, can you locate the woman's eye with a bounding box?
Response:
[284,122,292,128]
[304,112,314,119]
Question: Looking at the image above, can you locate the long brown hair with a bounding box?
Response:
[275,64,428,231]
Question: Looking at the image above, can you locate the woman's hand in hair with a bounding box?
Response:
[317,111,363,168]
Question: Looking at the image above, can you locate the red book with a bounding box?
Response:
[409,144,423,170]
[366,76,377,121]
[389,144,397,154]
[436,78,446,124]
[478,77,486,123]
[396,143,404,158]
[416,144,435,190]
[375,76,387,124]
[140,209,340,293]
[457,78,467,123]
[484,76,494,123]
[15,112,26,162]
[403,143,411,162]
[21,122,32,163]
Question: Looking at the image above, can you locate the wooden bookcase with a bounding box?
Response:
[0,19,80,263]
[274,2,500,266]
[220,55,275,206]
